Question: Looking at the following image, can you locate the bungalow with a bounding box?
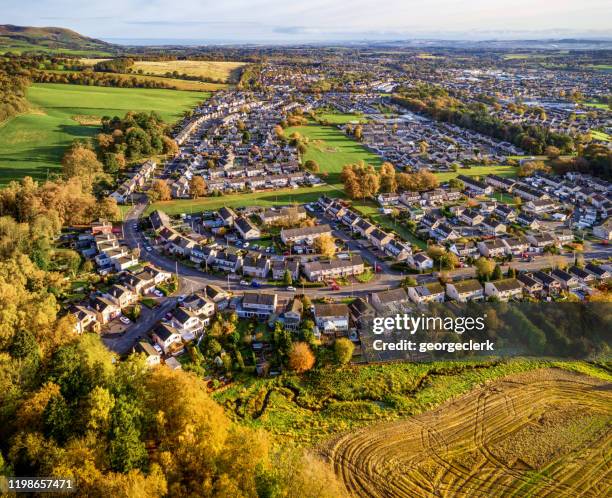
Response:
[313,303,350,335]
[235,217,261,240]
[517,273,544,295]
[407,282,445,304]
[477,238,507,258]
[407,253,434,271]
[484,278,522,301]
[152,323,183,354]
[302,255,365,282]
[281,224,332,245]
[446,279,484,302]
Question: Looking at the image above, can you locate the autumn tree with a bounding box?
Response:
[61,143,104,189]
[288,342,315,373]
[149,179,171,202]
[189,176,207,198]
[314,233,336,258]
[379,162,398,193]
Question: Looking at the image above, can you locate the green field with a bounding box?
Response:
[434,164,517,182]
[315,112,368,125]
[585,102,609,110]
[0,84,208,185]
[285,122,382,188]
[145,184,342,216]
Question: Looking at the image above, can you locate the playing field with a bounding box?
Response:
[434,164,517,182]
[285,122,382,188]
[0,83,208,185]
[316,112,369,124]
[145,184,342,216]
[130,60,247,83]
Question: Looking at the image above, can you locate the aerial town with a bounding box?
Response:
[57,52,612,372]
[1,6,611,496]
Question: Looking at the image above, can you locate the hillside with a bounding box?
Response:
[0,24,117,54]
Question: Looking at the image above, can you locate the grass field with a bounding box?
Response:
[324,367,611,497]
[285,122,382,188]
[130,60,247,83]
[434,165,517,182]
[145,184,342,216]
[0,83,207,185]
[315,112,369,125]
[585,102,609,110]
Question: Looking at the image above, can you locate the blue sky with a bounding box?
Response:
[4,0,611,43]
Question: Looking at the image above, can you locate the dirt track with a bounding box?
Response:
[322,368,612,498]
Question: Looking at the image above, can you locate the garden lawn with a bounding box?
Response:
[315,112,368,125]
[434,164,517,182]
[285,122,382,188]
[0,83,208,185]
[145,184,342,216]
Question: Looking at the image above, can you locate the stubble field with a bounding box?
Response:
[323,367,611,498]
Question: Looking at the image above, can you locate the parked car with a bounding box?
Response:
[177,295,186,303]
[251,281,262,288]
[119,316,131,325]
[153,289,164,297]
[145,246,152,252]
[243,242,250,248]
[330,283,340,291]
[240,280,249,286]
[286,286,296,292]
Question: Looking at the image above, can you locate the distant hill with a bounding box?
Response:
[0,25,117,54]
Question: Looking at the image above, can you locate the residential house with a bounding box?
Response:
[152,323,183,354]
[484,278,523,301]
[550,269,580,290]
[235,217,261,240]
[70,305,99,334]
[313,303,350,335]
[239,292,278,319]
[171,307,204,341]
[302,256,365,282]
[477,238,507,258]
[242,253,270,279]
[271,258,300,281]
[593,218,612,240]
[281,224,332,245]
[407,282,446,304]
[532,271,562,294]
[371,288,411,312]
[103,284,137,310]
[281,298,303,331]
[407,253,434,271]
[517,273,544,295]
[134,340,161,367]
[446,279,484,302]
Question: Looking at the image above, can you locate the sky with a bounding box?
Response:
[4,0,611,43]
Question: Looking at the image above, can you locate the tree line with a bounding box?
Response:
[391,85,576,155]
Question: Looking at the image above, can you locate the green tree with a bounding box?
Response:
[43,394,72,443]
[334,338,355,365]
[282,269,293,286]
